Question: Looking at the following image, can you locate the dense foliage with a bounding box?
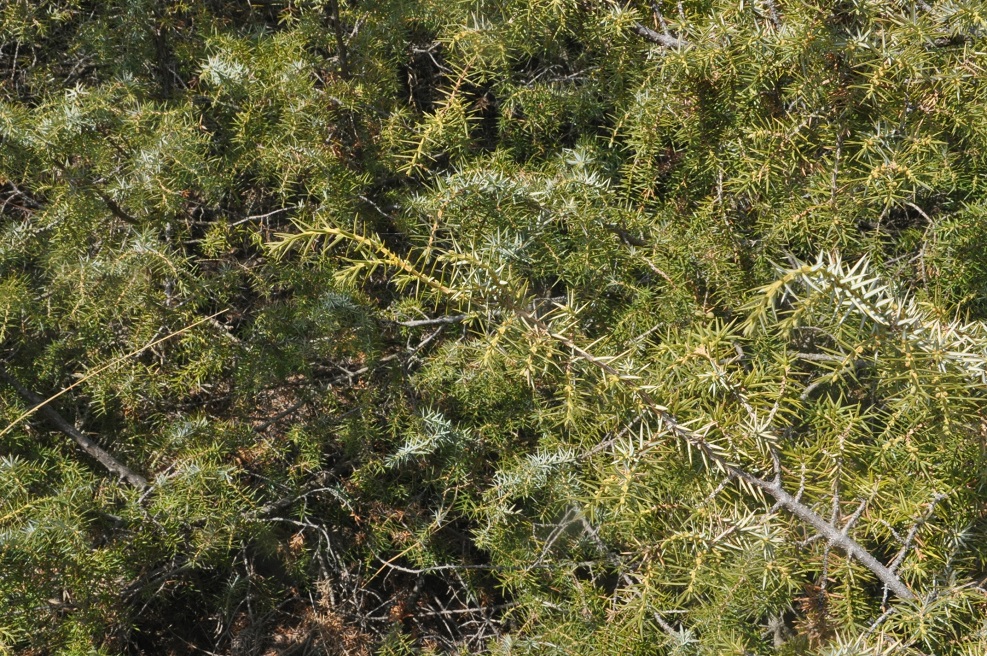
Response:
[2,0,987,653]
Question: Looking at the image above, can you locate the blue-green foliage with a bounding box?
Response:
[2,0,987,654]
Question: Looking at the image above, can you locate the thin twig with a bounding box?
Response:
[229,206,294,227]
[395,313,472,327]
[374,556,599,576]
[0,311,227,440]
[889,492,948,573]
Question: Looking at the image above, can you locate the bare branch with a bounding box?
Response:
[741,473,915,600]
[373,556,598,576]
[91,187,139,226]
[394,313,472,327]
[842,489,879,536]
[631,22,688,48]
[889,492,948,573]
[0,365,148,488]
